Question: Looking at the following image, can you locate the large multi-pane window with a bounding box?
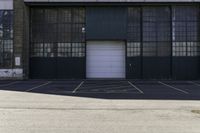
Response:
[142,7,171,57]
[128,6,200,57]
[172,6,200,56]
[0,10,13,68]
[127,7,171,57]
[31,8,85,58]
[127,7,141,57]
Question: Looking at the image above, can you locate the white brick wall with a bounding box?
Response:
[0,0,13,10]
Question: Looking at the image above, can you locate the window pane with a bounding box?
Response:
[0,10,13,68]
[31,8,86,58]
[172,6,200,57]
[142,7,171,57]
[127,7,141,42]
[127,42,141,57]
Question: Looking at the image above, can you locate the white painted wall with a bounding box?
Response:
[0,0,13,10]
[0,69,23,78]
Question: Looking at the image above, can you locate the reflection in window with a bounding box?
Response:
[43,43,54,57]
[127,42,141,57]
[72,43,85,57]
[57,43,71,57]
[0,10,13,68]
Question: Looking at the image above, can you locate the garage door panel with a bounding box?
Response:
[87,58,124,63]
[88,63,125,68]
[87,72,125,78]
[87,41,125,78]
[88,67,125,73]
[88,46,124,50]
[87,51,125,56]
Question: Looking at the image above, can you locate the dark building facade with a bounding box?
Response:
[0,0,200,80]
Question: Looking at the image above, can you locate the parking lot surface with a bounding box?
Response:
[0,80,200,100]
[0,80,200,133]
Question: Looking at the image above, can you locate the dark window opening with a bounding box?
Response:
[172,6,200,57]
[30,8,86,58]
[127,7,171,57]
[127,7,141,57]
[142,7,171,57]
[128,6,200,57]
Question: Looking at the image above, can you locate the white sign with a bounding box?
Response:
[15,57,21,66]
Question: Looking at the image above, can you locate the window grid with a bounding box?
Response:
[128,6,200,57]
[127,7,172,57]
[0,10,13,68]
[31,8,86,58]
[127,7,141,57]
[127,42,141,57]
[142,7,171,57]
[173,42,200,56]
[172,6,200,57]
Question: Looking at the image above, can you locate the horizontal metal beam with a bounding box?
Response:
[24,0,200,3]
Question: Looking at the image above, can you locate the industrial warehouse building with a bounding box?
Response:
[0,0,200,80]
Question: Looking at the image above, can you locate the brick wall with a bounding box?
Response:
[13,0,29,79]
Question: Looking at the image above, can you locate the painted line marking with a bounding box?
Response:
[158,81,189,94]
[73,81,84,93]
[72,91,141,94]
[26,81,52,92]
[188,81,200,87]
[0,81,20,87]
[128,81,144,94]
[84,85,131,90]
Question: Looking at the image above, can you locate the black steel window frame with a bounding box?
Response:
[30,7,86,58]
[127,5,200,57]
[127,6,171,57]
[127,7,141,57]
[172,5,200,57]
[142,6,171,57]
[0,10,13,68]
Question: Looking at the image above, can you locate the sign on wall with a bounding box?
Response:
[15,57,21,66]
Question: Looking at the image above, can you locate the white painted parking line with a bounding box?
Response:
[0,81,20,87]
[158,81,189,94]
[83,84,120,88]
[26,81,52,92]
[188,81,200,87]
[128,81,144,94]
[73,81,84,93]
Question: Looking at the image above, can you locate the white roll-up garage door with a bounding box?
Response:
[86,41,125,78]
